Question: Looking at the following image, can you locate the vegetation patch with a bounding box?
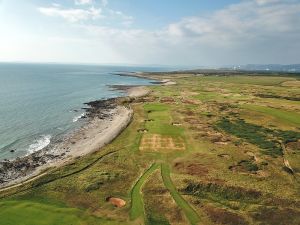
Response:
[174,161,208,176]
[203,205,249,225]
[251,207,300,225]
[183,182,261,203]
[146,214,170,225]
[229,160,259,173]
[255,93,300,102]
[216,118,300,156]
[286,141,300,151]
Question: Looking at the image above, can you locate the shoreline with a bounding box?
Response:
[0,86,150,189]
[113,72,177,85]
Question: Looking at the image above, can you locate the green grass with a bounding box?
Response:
[0,200,111,225]
[242,104,300,127]
[192,76,294,86]
[144,103,185,137]
[194,92,220,101]
[130,163,160,221]
[161,163,200,225]
[237,160,259,172]
[147,214,170,225]
[144,103,170,111]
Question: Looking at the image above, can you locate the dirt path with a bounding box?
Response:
[280,141,295,174]
[161,163,201,225]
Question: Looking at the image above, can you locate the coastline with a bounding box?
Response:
[0,86,150,189]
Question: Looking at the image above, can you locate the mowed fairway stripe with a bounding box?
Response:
[242,104,300,126]
[161,163,200,225]
[130,163,160,221]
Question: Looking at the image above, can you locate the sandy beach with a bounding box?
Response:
[0,86,150,189]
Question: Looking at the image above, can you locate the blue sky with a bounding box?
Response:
[0,0,299,66]
[104,0,241,29]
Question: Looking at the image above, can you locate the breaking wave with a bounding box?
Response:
[27,135,51,154]
[73,113,85,122]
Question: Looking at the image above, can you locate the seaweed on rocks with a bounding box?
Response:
[84,98,119,120]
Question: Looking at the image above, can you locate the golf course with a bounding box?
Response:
[1,72,300,225]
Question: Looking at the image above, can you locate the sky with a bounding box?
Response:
[0,0,299,66]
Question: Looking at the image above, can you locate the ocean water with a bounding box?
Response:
[0,63,161,160]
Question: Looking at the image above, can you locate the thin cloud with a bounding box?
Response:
[102,0,108,7]
[108,9,134,26]
[30,0,300,65]
[77,0,300,65]
[38,6,102,22]
[74,0,93,5]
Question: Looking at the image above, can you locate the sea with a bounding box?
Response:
[0,63,165,160]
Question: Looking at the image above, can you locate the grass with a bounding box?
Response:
[161,163,200,225]
[130,163,160,221]
[238,160,259,172]
[242,104,300,127]
[144,103,185,137]
[0,200,111,225]
[190,75,295,86]
[194,92,220,101]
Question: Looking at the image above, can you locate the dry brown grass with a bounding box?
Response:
[203,205,249,225]
[139,134,185,152]
[174,161,209,176]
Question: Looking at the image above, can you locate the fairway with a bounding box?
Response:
[161,163,201,225]
[0,201,108,225]
[242,104,300,126]
[130,163,160,221]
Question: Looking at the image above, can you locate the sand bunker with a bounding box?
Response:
[160,97,175,103]
[106,197,126,208]
[145,119,154,122]
[218,154,230,159]
[172,122,182,126]
[137,128,148,133]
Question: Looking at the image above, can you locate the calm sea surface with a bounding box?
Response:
[0,63,163,160]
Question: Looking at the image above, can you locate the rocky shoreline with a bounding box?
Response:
[0,95,132,188]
